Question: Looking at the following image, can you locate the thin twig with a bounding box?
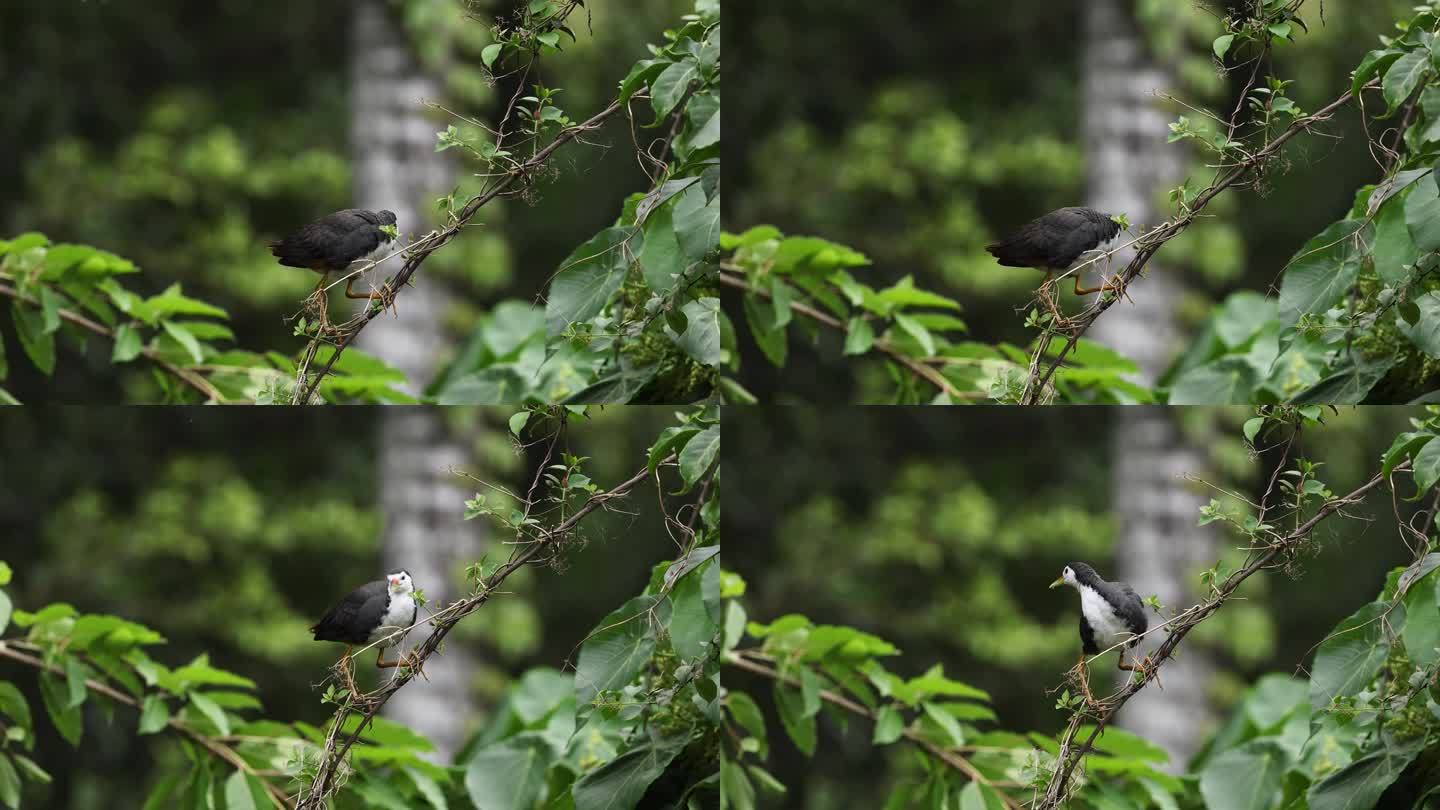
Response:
[0,642,290,809]
[725,652,1022,810]
[0,282,222,402]
[718,269,982,401]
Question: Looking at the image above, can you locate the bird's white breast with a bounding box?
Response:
[369,593,416,647]
[1080,585,1131,644]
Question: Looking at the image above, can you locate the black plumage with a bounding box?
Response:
[1066,562,1147,654]
[311,579,393,645]
[986,207,1121,295]
[270,208,397,300]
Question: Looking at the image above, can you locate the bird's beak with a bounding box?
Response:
[1049,577,1065,589]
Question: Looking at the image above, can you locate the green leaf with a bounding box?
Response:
[719,757,755,810]
[726,692,767,754]
[1242,417,1264,444]
[189,691,231,737]
[38,673,81,747]
[673,185,718,264]
[545,227,637,337]
[1292,353,1394,405]
[1212,34,1234,59]
[0,683,30,736]
[1198,740,1288,810]
[1277,220,1370,324]
[223,771,258,810]
[1168,358,1258,404]
[575,596,665,719]
[1308,741,1424,810]
[1372,190,1416,286]
[9,755,48,786]
[872,704,904,744]
[742,293,787,367]
[464,734,552,810]
[647,426,700,474]
[1400,292,1440,357]
[0,592,9,637]
[507,410,529,436]
[669,558,716,660]
[0,755,18,810]
[651,60,699,121]
[481,43,502,68]
[112,323,143,363]
[1310,601,1398,710]
[1401,562,1440,666]
[921,701,964,747]
[843,317,875,355]
[136,283,228,322]
[0,563,9,586]
[637,197,683,294]
[138,694,170,734]
[64,656,88,709]
[405,766,449,810]
[667,297,721,367]
[10,302,55,376]
[874,276,962,312]
[571,738,685,810]
[1354,49,1402,96]
[773,683,816,755]
[1383,48,1431,115]
[893,313,935,357]
[1407,175,1440,252]
[678,425,719,490]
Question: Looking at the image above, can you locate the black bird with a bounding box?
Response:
[269,208,398,300]
[311,570,418,673]
[986,207,1122,296]
[1050,562,1148,703]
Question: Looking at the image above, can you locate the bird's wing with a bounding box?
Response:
[1078,615,1099,655]
[312,580,388,643]
[1117,584,1148,637]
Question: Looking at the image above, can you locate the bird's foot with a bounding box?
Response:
[1142,656,1164,690]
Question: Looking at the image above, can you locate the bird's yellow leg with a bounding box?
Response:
[376,648,401,669]
[1073,273,1104,296]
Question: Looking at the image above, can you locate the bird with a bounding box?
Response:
[986,207,1123,296]
[311,570,419,689]
[269,208,398,301]
[1050,562,1148,704]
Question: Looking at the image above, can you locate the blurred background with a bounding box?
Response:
[724,405,1424,808]
[0,0,686,402]
[725,0,1413,402]
[0,405,683,807]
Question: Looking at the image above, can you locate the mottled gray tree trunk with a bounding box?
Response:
[1083,0,1217,770]
[351,0,480,762]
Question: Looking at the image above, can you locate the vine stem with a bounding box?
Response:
[717,269,982,401]
[724,651,1023,809]
[0,642,291,809]
[0,282,223,402]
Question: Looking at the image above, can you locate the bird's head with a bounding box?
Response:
[375,210,398,242]
[1049,562,1096,590]
[386,570,414,594]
